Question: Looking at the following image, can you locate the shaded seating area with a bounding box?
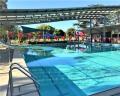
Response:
[20,26,67,44]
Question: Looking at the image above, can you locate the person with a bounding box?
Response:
[4,36,7,44]
[85,37,91,44]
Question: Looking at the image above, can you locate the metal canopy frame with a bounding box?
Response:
[0,5,120,25]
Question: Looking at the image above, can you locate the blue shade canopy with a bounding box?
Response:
[21,26,54,38]
[21,26,48,33]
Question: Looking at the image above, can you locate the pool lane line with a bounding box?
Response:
[43,67,88,96]
[76,52,120,73]
[41,67,68,96]
[30,66,88,96]
[78,56,120,75]
[57,55,120,84]
[63,73,120,81]
[91,52,120,62]
[67,65,100,83]
[65,60,120,87]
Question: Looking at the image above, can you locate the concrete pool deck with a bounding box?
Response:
[0,48,39,96]
[0,47,11,96]
[0,63,9,96]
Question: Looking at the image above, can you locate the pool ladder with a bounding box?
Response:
[7,63,41,96]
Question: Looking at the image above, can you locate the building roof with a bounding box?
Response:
[85,24,120,34]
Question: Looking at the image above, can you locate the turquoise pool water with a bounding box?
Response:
[24,44,120,96]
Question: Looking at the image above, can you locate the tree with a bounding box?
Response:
[54,29,65,36]
[59,30,66,36]
[37,24,55,34]
[66,28,75,37]
[0,25,8,43]
[0,25,22,44]
[10,25,21,40]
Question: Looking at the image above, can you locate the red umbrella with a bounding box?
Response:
[27,33,33,39]
[54,36,58,40]
[18,32,23,39]
[8,32,14,39]
[79,32,85,36]
[76,31,85,36]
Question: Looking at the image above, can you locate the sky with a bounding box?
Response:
[7,0,120,31]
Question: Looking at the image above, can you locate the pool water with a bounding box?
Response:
[24,44,120,96]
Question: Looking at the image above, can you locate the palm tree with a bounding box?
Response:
[54,29,65,36]
[37,24,55,34]
[66,28,75,37]
[37,24,55,42]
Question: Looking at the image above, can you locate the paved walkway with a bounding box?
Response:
[0,47,11,96]
[0,63,9,96]
[0,48,39,96]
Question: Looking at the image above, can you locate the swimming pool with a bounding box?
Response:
[23,44,120,96]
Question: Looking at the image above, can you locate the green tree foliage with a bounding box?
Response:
[13,26,21,39]
[0,25,21,37]
[58,29,66,36]
[37,24,55,34]
[66,28,75,36]
[0,25,6,37]
[54,29,65,36]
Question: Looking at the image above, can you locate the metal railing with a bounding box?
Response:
[7,63,41,96]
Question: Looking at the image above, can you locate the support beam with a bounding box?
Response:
[103,16,106,43]
[89,18,92,43]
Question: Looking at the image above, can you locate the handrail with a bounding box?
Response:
[10,63,32,75]
[7,63,41,96]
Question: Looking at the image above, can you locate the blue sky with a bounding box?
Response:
[7,0,120,31]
